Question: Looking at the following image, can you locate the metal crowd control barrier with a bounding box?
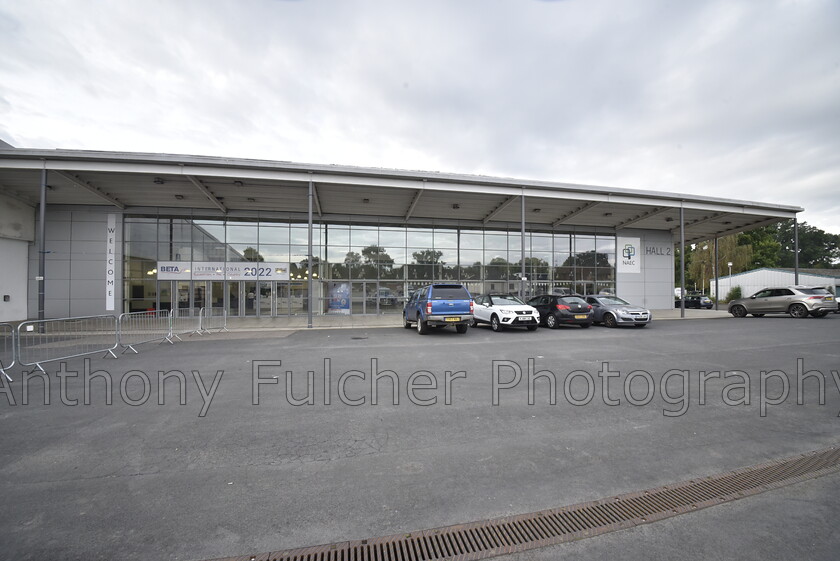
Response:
[170,307,202,340]
[118,310,173,354]
[1,322,15,382]
[16,315,119,372]
[200,307,229,333]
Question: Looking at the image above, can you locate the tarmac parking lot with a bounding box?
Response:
[1,316,839,560]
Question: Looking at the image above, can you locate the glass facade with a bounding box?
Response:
[124,217,616,315]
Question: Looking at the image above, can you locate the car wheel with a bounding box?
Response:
[751,314,765,317]
[546,314,558,329]
[811,310,829,318]
[490,315,503,332]
[789,304,809,319]
[580,323,591,329]
[403,314,412,329]
[456,324,468,333]
[526,325,538,331]
[730,305,747,318]
[470,317,479,328]
[604,313,617,328]
[417,317,429,334]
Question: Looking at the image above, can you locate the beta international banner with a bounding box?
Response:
[157,261,291,281]
[616,237,641,274]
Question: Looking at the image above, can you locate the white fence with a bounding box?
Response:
[118,310,173,354]
[0,322,14,381]
[17,315,120,372]
[2,309,228,375]
[200,307,228,333]
[170,307,202,339]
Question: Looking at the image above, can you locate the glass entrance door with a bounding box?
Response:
[351,282,367,315]
[228,282,241,317]
[209,282,224,309]
[244,281,257,316]
[176,282,191,311]
[158,281,172,311]
[259,281,274,316]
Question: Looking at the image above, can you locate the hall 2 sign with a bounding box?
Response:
[617,237,641,274]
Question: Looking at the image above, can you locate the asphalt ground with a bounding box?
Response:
[1,315,839,560]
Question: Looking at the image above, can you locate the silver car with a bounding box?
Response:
[584,295,652,328]
[728,286,836,318]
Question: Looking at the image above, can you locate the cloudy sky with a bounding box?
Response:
[1,0,838,233]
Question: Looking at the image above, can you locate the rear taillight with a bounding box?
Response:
[470,299,474,314]
[556,304,570,310]
[587,305,592,310]
[807,296,823,300]
[426,301,432,315]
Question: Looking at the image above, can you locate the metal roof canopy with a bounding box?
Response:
[0,148,801,244]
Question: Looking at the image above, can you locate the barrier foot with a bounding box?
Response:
[2,370,11,382]
[103,349,118,359]
[31,363,46,374]
[121,345,139,355]
[160,337,175,345]
[173,333,184,341]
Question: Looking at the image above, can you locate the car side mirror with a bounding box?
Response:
[750,295,756,299]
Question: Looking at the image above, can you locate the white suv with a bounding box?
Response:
[472,294,540,332]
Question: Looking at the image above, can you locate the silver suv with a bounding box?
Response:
[728,286,836,318]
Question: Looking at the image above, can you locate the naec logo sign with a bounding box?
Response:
[617,237,641,274]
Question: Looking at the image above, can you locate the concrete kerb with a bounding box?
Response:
[216,309,732,333]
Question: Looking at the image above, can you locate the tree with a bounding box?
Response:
[685,235,751,293]
[737,226,781,268]
[412,249,443,264]
[361,245,394,269]
[243,247,264,262]
[774,221,840,268]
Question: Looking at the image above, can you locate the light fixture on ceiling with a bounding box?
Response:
[665,217,674,222]
[233,180,244,187]
[363,198,370,203]
[723,221,732,225]
[174,194,184,200]
[153,177,165,185]
[247,197,256,202]
[603,212,613,217]
[452,203,460,209]
[533,208,541,213]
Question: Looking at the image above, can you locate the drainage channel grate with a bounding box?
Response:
[208,445,840,561]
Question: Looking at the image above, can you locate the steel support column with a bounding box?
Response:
[679,207,685,318]
[38,168,47,326]
[307,176,314,328]
[520,192,526,299]
[794,216,799,284]
[714,237,719,311]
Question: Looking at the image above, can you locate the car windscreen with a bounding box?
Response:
[491,295,524,305]
[430,286,470,300]
[560,297,587,305]
[798,288,830,295]
[600,297,629,305]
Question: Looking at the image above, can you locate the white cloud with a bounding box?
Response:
[1,0,838,232]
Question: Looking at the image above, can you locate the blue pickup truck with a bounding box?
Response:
[403,284,474,334]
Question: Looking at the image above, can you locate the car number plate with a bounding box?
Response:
[574,314,587,319]
[444,316,459,322]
